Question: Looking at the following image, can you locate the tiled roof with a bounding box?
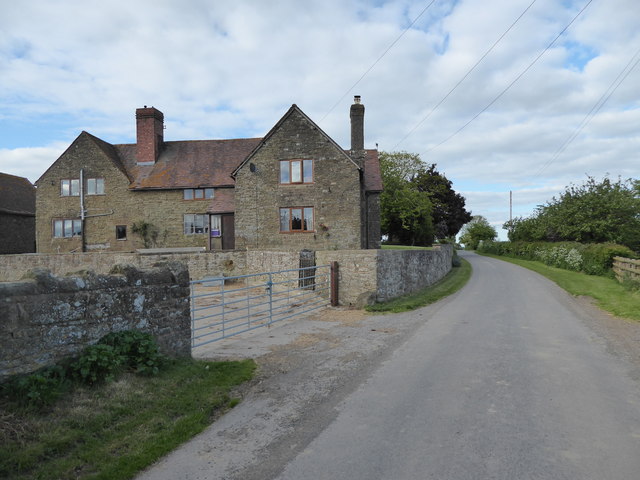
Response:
[362,149,383,192]
[207,187,235,214]
[117,138,263,189]
[0,173,35,215]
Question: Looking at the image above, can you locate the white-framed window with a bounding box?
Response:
[61,179,80,196]
[53,219,82,238]
[279,159,313,184]
[210,215,222,237]
[184,188,214,200]
[184,214,209,234]
[87,178,105,195]
[279,207,314,232]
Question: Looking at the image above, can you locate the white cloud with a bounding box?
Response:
[0,0,638,235]
[0,143,67,184]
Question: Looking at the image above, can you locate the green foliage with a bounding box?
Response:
[71,344,124,384]
[379,152,434,246]
[379,151,471,245]
[412,164,472,239]
[132,220,162,248]
[478,240,637,277]
[1,365,70,408]
[1,358,256,480]
[99,330,166,376]
[506,176,640,251]
[581,243,637,276]
[1,330,167,409]
[459,216,497,250]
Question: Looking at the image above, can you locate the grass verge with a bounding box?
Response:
[366,257,472,313]
[0,358,256,480]
[479,253,640,322]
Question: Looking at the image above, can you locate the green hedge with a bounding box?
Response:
[478,241,637,277]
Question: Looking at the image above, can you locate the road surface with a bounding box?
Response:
[273,252,640,479]
[138,252,640,480]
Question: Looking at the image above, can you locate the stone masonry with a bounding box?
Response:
[0,262,191,379]
[234,107,363,250]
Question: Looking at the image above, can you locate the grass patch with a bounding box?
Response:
[381,244,433,250]
[0,358,256,480]
[366,257,472,313]
[480,253,640,322]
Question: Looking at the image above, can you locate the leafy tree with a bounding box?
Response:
[379,152,434,246]
[412,164,472,239]
[506,176,640,251]
[459,215,497,250]
[379,151,471,245]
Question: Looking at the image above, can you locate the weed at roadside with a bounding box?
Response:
[0,358,256,480]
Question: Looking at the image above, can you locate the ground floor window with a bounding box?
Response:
[184,214,209,234]
[279,207,314,232]
[116,225,127,240]
[53,219,82,238]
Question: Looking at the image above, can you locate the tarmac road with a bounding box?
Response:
[137,252,640,479]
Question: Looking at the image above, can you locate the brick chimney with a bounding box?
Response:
[136,106,164,165]
[350,95,365,151]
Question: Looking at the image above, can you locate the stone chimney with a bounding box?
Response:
[350,95,365,151]
[136,106,164,165]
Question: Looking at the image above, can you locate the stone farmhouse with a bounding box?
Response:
[35,97,382,253]
[0,173,36,253]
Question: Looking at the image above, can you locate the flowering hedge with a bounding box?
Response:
[477,241,637,277]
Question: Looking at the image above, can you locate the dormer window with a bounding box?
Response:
[184,188,214,200]
[280,159,313,184]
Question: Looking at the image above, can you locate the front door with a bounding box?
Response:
[221,214,235,250]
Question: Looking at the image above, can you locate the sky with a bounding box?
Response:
[1,0,639,240]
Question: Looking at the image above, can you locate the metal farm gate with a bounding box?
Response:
[190,263,336,349]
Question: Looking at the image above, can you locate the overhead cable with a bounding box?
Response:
[393,0,538,150]
[321,0,437,121]
[535,45,640,177]
[422,0,593,156]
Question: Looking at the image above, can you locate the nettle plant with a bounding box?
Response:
[1,331,167,408]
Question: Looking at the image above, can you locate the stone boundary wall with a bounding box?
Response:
[1,246,453,308]
[0,262,191,379]
[317,245,453,307]
[0,250,246,282]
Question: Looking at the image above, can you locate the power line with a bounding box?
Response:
[320,0,437,122]
[421,0,593,156]
[393,0,538,150]
[535,45,640,177]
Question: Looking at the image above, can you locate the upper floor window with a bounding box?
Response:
[280,159,313,184]
[184,214,209,235]
[87,178,105,195]
[184,188,214,200]
[61,179,80,196]
[53,219,82,238]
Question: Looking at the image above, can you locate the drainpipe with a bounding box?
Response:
[80,168,86,252]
